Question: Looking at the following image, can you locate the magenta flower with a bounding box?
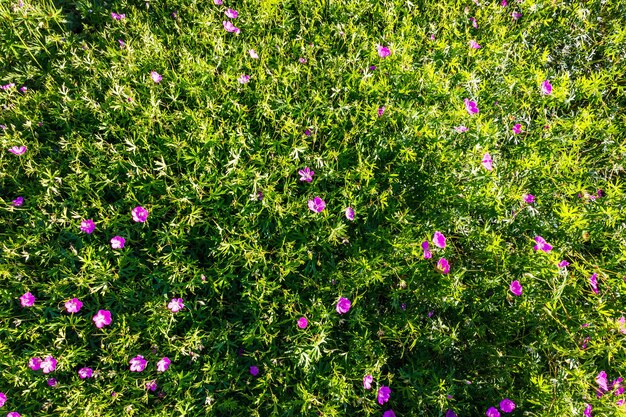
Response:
[446,410,458,417]
[8,145,27,155]
[214,0,223,4]
[249,49,259,59]
[19,86,27,93]
[299,57,307,64]
[1,83,15,90]
[501,0,508,5]
[146,380,157,391]
[111,12,125,20]
[422,241,432,259]
[437,258,450,274]
[345,207,355,221]
[12,196,24,207]
[378,106,385,117]
[129,355,147,372]
[363,374,373,390]
[336,297,351,314]
[249,365,259,376]
[7,412,21,417]
[464,99,479,115]
[157,357,171,372]
[433,231,446,249]
[377,386,391,405]
[470,17,478,28]
[0,392,6,407]
[454,125,469,133]
[377,45,391,58]
[238,74,250,84]
[533,236,552,252]
[20,292,35,307]
[29,357,42,371]
[541,80,553,95]
[93,310,112,328]
[41,356,57,374]
[511,11,522,20]
[297,317,308,329]
[65,298,83,313]
[618,317,626,334]
[47,378,57,386]
[225,8,238,19]
[223,21,241,34]
[78,367,93,379]
[596,371,608,392]
[590,273,599,294]
[523,194,535,203]
[499,398,515,413]
[482,152,493,171]
[80,219,96,234]
[150,71,162,83]
[168,298,184,313]
[470,40,481,49]
[308,197,326,213]
[298,167,314,182]
[383,411,396,417]
[512,124,522,134]
[118,39,125,47]
[510,280,523,296]
[131,206,149,222]
[584,403,592,417]
[486,407,501,417]
[111,236,125,249]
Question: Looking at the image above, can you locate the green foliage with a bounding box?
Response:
[1,0,626,416]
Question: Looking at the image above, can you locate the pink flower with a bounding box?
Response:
[383,411,396,417]
[558,260,570,268]
[0,392,6,407]
[249,49,259,59]
[377,45,391,58]
[168,298,184,312]
[510,280,523,296]
[41,356,57,374]
[437,258,450,274]
[225,8,238,19]
[464,99,479,114]
[65,298,83,313]
[512,124,522,134]
[12,196,24,206]
[533,236,552,252]
[299,57,307,64]
[110,236,126,249]
[433,231,446,248]
[19,86,27,93]
[454,125,469,133]
[486,407,501,417]
[214,0,223,4]
[20,292,35,307]
[7,412,21,417]
[541,79,552,95]
[150,71,162,83]
[29,357,42,371]
[482,152,493,171]
[308,197,326,213]
[499,398,515,413]
[584,403,592,417]
[78,367,93,379]
[363,374,373,389]
[111,12,125,20]
[238,74,250,84]
[297,317,308,329]
[523,194,535,203]
[501,0,508,5]
[422,241,432,259]
[8,145,27,155]
[47,378,57,386]
[590,273,599,294]
[129,355,147,372]
[378,106,385,117]
[223,21,240,34]
[1,83,15,90]
[617,316,626,334]
[470,40,481,49]
[93,310,112,328]
[249,365,259,376]
[157,357,171,372]
[336,297,351,314]
[131,206,149,222]
[511,11,522,20]
[80,219,96,234]
[298,167,314,182]
[345,207,355,221]
[377,386,391,405]
[470,17,478,28]
[146,380,157,391]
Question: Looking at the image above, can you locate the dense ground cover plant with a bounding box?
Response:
[1,0,626,415]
